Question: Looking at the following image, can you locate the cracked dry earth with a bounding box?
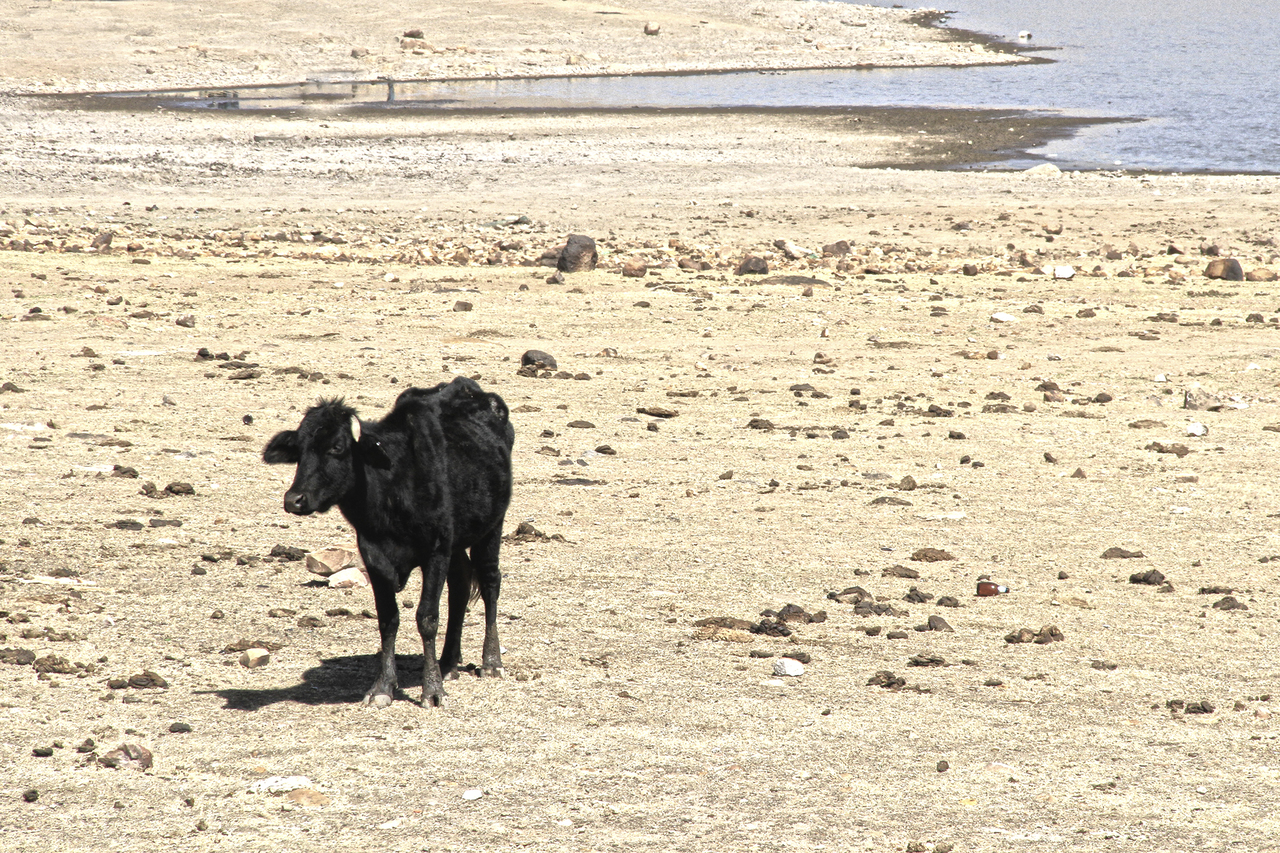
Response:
[4,211,1280,852]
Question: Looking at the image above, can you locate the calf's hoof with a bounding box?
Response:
[421,688,447,708]
[480,665,505,679]
[362,690,394,709]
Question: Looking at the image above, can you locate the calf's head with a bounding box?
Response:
[263,399,385,515]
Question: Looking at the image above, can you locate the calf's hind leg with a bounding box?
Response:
[438,548,473,679]
[470,529,505,677]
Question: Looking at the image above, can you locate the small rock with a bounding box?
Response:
[452,301,473,312]
[521,350,557,369]
[1034,625,1064,644]
[883,564,921,579]
[328,566,371,588]
[99,743,153,771]
[22,789,38,803]
[911,547,955,563]
[175,314,196,328]
[867,670,905,689]
[1213,596,1248,611]
[643,22,660,35]
[1005,627,1036,644]
[558,234,598,273]
[926,615,954,633]
[1104,546,1147,560]
[772,658,805,677]
[1204,258,1244,281]
[990,312,1017,323]
[239,648,271,668]
[1053,265,1076,280]
[621,258,647,278]
[169,722,193,733]
[1129,568,1166,585]
[128,670,168,689]
[735,256,769,276]
[286,788,331,807]
[305,548,360,577]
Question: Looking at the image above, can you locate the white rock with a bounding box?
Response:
[306,547,360,576]
[250,775,312,794]
[328,565,371,588]
[990,312,1017,324]
[1187,423,1209,436]
[1024,163,1062,176]
[240,648,271,668]
[916,511,967,521]
[780,240,815,260]
[1154,374,1168,383]
[462,789,484,801]
[1053,265,1076,280]
[772,658,805,677]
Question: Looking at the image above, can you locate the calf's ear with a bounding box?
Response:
[263,430,301,464]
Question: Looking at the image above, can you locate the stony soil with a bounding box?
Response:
[4,1,1280,852]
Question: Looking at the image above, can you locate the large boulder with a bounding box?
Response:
[558,234,598,273]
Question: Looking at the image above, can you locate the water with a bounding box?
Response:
[81,1,1280,173]
[853,0,1280,172]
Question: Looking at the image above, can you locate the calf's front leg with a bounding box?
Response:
[416,551,450,707]
[364,569,401,708]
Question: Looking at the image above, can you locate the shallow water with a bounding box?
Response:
[81,1,1280,173]
[852,0,1280,172]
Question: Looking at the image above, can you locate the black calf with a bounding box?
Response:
[263,376,514,707]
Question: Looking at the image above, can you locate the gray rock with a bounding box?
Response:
[521,350,557,369]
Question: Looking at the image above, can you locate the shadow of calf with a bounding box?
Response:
[201,653,427,711]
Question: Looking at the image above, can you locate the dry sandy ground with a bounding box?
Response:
[4,2,1280,853]
[0,0,1020,94]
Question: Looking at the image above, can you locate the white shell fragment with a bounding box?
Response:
[250,776,312,794]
